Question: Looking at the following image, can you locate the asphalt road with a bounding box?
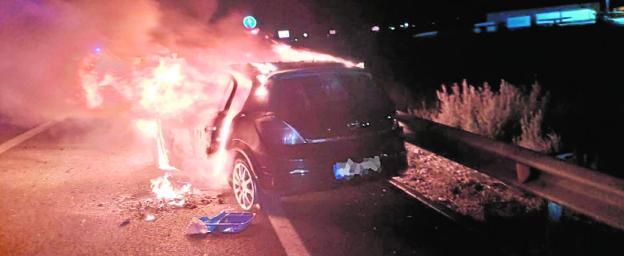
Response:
[0,119,30,144]
[0,118,494,255]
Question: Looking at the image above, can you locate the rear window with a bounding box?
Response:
[269,70,387,113]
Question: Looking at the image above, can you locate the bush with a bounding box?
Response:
[514,110,562,153]
[414,80,561,153]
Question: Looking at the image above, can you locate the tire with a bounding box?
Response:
[231,157,258,211]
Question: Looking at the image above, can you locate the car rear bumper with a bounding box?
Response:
[254,131,407,194]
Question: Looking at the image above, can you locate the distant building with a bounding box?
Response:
[474,2,602,33]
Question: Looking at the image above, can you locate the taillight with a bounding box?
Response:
[257,118,306,145]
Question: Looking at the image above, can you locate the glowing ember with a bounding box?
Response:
[150,173,191,207]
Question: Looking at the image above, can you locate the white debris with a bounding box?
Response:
[144,213,156,222]
[360,156,381,172]
[335,156,382,179]
[186,217,209,235]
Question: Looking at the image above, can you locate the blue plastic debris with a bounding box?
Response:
[547,201,563,222]
[187,210,255,234]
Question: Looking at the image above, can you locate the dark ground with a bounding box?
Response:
[0,118,491,255]
[2,118,623,255]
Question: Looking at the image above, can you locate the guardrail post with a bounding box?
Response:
[515,162,531,183]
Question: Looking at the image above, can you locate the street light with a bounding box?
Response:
[277,30,290,39]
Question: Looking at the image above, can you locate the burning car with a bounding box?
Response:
[207,61,407,210]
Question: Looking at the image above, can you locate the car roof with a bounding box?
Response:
[269,66,369,81]
[230,61,365,79]
[268,61,346,70]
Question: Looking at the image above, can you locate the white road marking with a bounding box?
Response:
[3,119,309,255]
[262,193,311,256]
[0,120,57,155]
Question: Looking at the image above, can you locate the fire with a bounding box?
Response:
[150,172,191,207]
[135,119,178,171]
[79,39,360,206]
[135,119,158,139]
[79,54,110,108]
[137,56,208,118]
[136,118,185,204]
[271,43,364,68]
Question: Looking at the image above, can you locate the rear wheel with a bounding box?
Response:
[232,158,257,210]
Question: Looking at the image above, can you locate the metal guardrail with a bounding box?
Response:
[397,114,624,230]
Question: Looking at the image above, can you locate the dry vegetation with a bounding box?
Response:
[415,80,561,153]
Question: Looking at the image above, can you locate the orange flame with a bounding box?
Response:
[137,56,207,118]
[136,118,183,204]
[79,40,362,202]
[135,119,177,171]
[271,43,364,68]
[150,172,191,206]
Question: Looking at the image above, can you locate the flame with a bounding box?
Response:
[137,56,206,117]
[271,43,364,68]
[79,40,362,204]
[136,118,183,204]
[154,120,178,171]
[135,119,158,138]
[78,54,108,108]
[250,62,277,75]
[135,119,178,171]
[209,94,237,178]
[150,172,191,206]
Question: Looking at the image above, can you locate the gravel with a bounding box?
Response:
[397,143,544,221]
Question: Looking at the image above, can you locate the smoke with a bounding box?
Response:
[0,0,281,189]
[1,0,351,191]
[0,0,273,125]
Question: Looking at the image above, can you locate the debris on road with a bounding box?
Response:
[184,202,198,209]
[143,213,156,222]
[115,189,224,223]
[187,211,255,235]
[119,219,130,227]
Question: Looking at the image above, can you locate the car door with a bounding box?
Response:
[206,75,238,155]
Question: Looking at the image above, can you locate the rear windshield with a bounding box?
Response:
[269,70,388,113]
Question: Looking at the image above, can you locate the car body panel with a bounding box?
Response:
[209,62,407,193]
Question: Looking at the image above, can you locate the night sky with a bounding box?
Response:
[214,0,619,32]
